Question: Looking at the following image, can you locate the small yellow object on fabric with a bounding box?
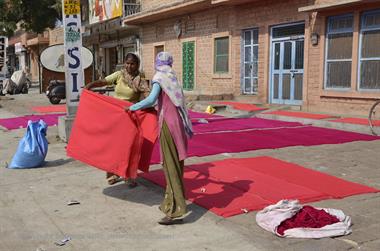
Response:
[205,105,216,114]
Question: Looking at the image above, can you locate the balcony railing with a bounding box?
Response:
[124,2,141,17]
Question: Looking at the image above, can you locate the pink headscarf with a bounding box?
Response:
[152,52,193,137]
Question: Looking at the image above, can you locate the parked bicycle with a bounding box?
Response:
[369,99,380,135]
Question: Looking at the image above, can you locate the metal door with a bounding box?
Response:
[271,39,304,105]
[182,41,195,90]
[270,23,304,105]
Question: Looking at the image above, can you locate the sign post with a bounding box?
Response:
[58,0,84,142]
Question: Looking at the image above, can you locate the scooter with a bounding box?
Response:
[1,70,30,95]
[46,79,65,104]
[46,80,114,104]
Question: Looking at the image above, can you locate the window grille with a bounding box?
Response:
[242,29,259,94]
[359,9,380,90]
[124,0,140,17]
[214,37,229,73]
[325,14,354,89]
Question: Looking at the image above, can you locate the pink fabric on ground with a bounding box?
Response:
[188,110,222,119]
[192,117,302,133]
[0,113,64,130]
[264,110,337,120]
[150,126,380,164]
[141,156,379,217]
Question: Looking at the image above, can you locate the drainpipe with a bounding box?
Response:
[92,44,96,81]
[136,34,142,71]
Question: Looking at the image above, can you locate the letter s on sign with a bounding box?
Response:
[68,47,80,69]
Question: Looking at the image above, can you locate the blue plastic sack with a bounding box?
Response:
[9,120,48,169]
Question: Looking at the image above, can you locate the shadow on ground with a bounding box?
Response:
[44,158,75,167]
[102,179,209,224]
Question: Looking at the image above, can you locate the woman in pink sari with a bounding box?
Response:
[128,52,193,225]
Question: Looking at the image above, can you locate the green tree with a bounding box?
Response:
[0,0,61,36]
[0,0,18,36]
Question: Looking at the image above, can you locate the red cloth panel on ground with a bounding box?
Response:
[67,90,158,178]
[31,104,67,113]
[330,117,380,126]
[140,156,380,217]
[263,110,337,120]
[212,101,267,112]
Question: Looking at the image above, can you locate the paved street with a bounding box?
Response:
[1,88,379,251]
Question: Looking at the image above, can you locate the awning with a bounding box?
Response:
[26,36,49,47]
[86,17,139,37]
[211,0,261,5]
[299,0,365,12]
[123,0,211,25]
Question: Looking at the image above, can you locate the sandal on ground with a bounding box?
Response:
[107,174,122,185]
[125,178,138,188]
[158,216,184,225]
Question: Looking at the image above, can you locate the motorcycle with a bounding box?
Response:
[46,79,114,105]
[46,79,65,104]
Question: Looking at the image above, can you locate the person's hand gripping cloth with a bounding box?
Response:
[66,89,158,179]
[9,120,48,169]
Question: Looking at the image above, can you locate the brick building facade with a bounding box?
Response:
[7,30,49,84]
[124,0,380,116]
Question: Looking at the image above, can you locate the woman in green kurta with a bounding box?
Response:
[84,53,150,187]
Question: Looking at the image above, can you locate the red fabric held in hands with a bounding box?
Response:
[67,90,158,178]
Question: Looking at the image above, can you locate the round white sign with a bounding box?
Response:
[40,44,93,73]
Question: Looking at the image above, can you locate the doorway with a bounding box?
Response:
[270,23,305,105]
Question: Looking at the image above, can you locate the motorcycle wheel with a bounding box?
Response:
[21,86,28,94]
[49,96,61,105]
